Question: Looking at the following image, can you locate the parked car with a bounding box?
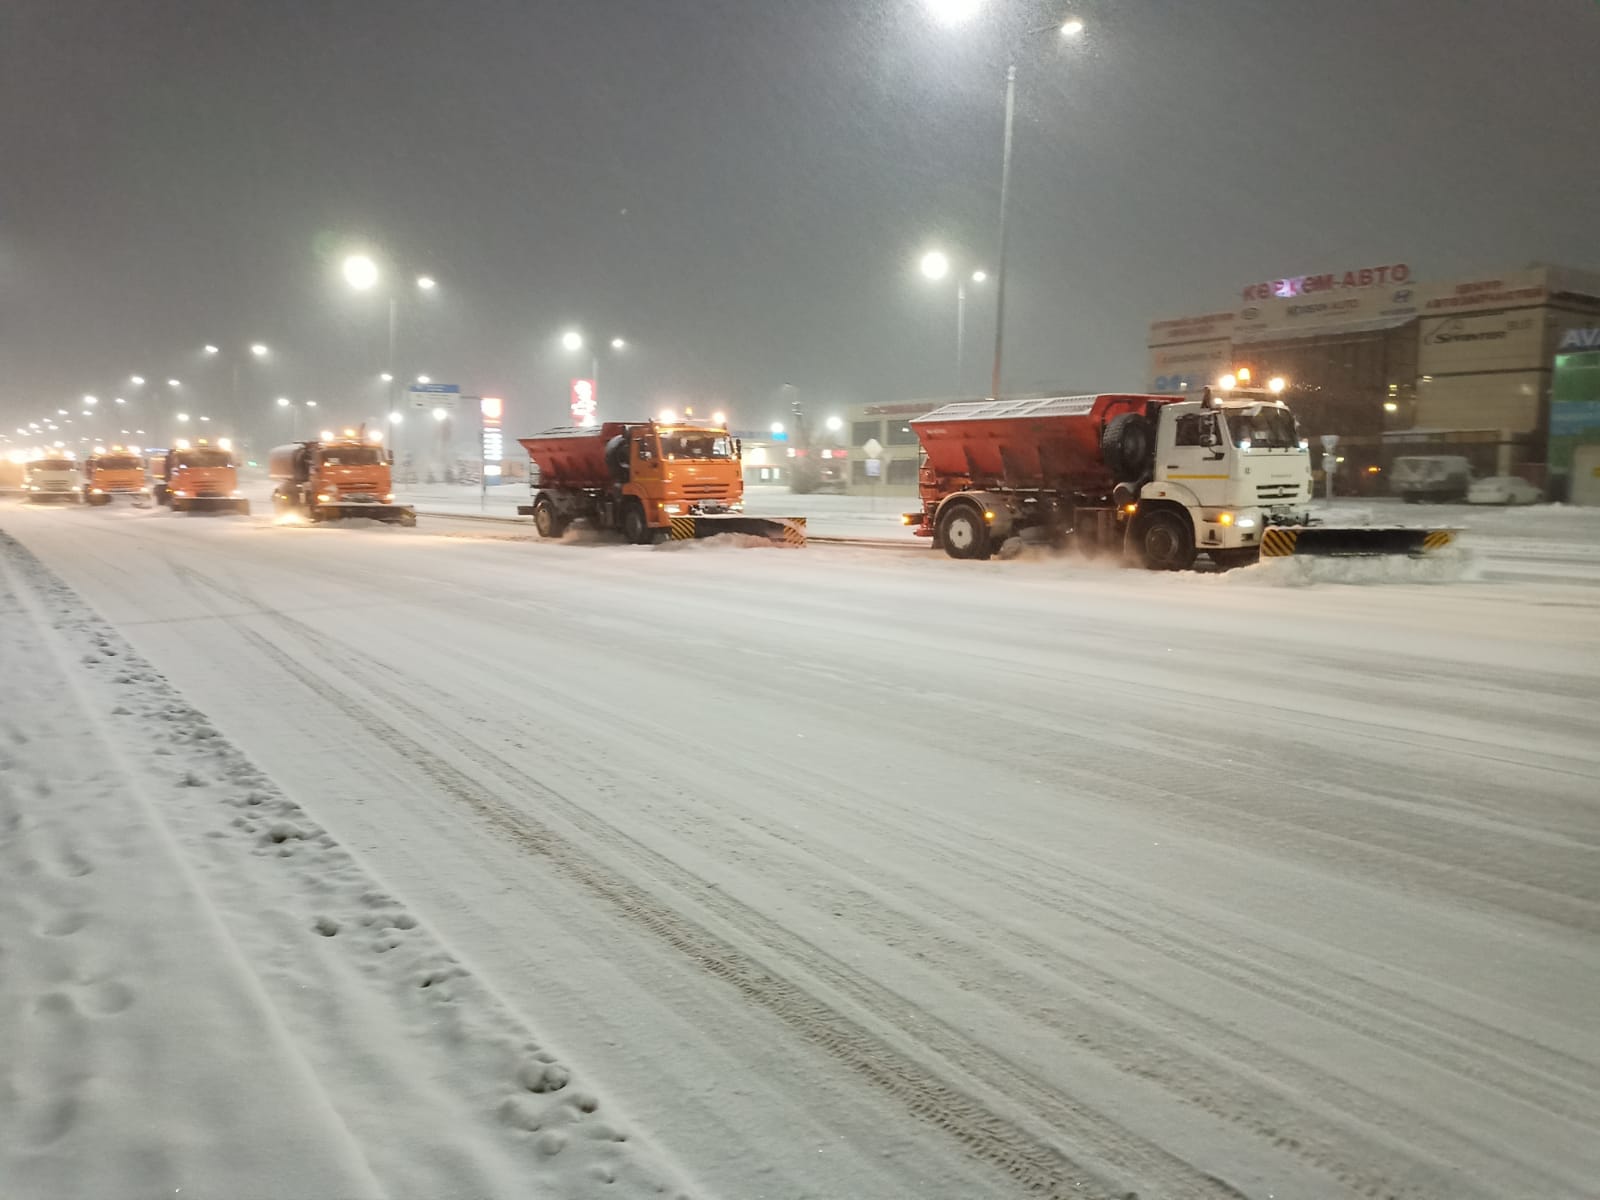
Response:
[1390,455,1472,503]
[1467,475,1542,506]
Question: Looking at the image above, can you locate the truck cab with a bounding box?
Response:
[82,449,150,505]
[23,456,82,502]
[1136,394,1311,564]
[165,440,249,513]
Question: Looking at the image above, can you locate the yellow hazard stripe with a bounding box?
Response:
[669,516,696,540]
[1260,528,1300,557]
[1422,530,1456,553]
[783,517,807,548]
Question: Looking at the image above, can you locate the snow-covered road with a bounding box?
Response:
[3,497,1598,1199]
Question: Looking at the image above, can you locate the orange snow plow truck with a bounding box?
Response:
[82,448,150,506]
[161,439,249,514]
[517,419,804,545]
[269,432,415,526]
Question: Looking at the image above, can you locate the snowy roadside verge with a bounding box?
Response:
[0,531,692,1200]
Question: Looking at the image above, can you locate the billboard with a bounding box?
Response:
[1550,346,1600,483]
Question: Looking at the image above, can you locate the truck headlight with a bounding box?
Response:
[1217,512,1233,526]
[383,492,395,503]
[317,492,332,502]
[1236,516,1257,529]
[661,503,682,514]
[231,490,243,498]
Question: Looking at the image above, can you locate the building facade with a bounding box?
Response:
[1148,263,1600,497]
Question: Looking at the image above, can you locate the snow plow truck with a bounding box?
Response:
[161,439,249,514]
[905,389,1458,569]
[269,432,415,525]
[82,448,151,506]
[517,419,804,545]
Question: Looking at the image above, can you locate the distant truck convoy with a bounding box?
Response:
[269,433,415,525]
[23,456,82,503]
[162,440,249,514]
[906,389,1456,568]
[82,449,149,506]
[517,419,803,544]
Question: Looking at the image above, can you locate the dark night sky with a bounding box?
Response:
[2,0,1596,443]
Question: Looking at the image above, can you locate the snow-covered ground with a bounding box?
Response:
[2,495,1598,1199]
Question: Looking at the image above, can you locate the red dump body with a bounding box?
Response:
[517,423,627,488]
[912,393,1179,499]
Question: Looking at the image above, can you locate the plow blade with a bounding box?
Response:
[666,514,807,547]
[175,497,250,515]
[1260,526,1458,558]
[314,504,416,526]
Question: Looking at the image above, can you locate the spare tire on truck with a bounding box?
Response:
[1101,412,1154,483]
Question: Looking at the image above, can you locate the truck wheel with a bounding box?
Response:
[1135,510,1195,571]
[532,497,566,539]
[938,503,991,560]
[1102,413,1154,482]
[620,502,652,545]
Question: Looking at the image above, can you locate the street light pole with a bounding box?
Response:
[989,62,1017,403]
[956,280,968,395]
[387,296,399,421]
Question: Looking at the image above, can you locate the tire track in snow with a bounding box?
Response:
[166,562,1249,1200]
[296,602,1590,1198]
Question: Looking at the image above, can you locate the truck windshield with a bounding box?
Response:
[32,459,74,471]
[1226,405,1300,449]
[320,447,385,466]
[659,432,734,460]
[172,450,232,469]
[96,455,143,470]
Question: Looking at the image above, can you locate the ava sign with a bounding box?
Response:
[1560,328,1600,351]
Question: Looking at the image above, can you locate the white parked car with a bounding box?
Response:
[1467,475,1542,506]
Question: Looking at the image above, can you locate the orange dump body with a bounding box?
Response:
[911,393,1180,503]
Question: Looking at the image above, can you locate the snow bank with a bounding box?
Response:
[0,532,691,1200]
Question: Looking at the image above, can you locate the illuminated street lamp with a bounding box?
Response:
[204,344,220,355]
[926,0,981,26]
[918,249,987,394]
[561,329,627,417]
[1268,376,1287,395]
[342,254,380,291]
[934,9,1087,399]
[249,342,269,358]
[342,253,439,419]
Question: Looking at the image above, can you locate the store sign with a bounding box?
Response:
[1241,263,1411,303]
[1423,276,1545,312]
[1560,328,1600,350]
[569,378,597,427]
[1418,312,1540,374]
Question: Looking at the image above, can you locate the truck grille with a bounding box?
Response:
[682,482,730,498]
[1256,484,1300,501]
